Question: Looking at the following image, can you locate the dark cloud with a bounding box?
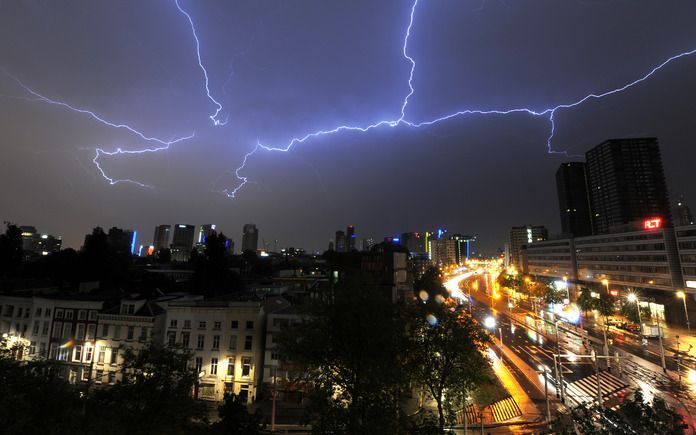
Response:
[1,0,695,254]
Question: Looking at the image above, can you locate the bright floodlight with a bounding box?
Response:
[627,293,637,303]
[484,316,496,329]
[677,290,686,299]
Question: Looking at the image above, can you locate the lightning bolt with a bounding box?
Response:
[216,142,259,199]
[223,0,696,197]
[174,0,226,126]
[2,71,195,187]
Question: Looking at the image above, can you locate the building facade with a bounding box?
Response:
[585,138,671,235]
[164,300,265,403]
[509,225,548,271]
[556,162,593,237]
[242,224,259,253]
[153,225,171,250]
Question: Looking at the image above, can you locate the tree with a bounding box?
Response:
[212,393,261,434]
[276,274,407,434]
[569,389,685,434]
[0,342,84,434]
[0,222,23,279]
[406,300,491,433]
[86,344,206,435]
[620,302,652,325]
[577,287,596,316]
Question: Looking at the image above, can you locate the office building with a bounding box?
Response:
[346,225,356,251]
[335,230,346,253]
[676,196,695,227]
[197,224,217,249]
[401,232,425,255]
[171,224,195,261]
[428,238,457,265]
[585,138,671,234]
[509,225,548,270]
[450,234,475,263]
[153,225,171,250]
[19,226,62,260]
[676,225,696,291]
[241,224,259,253]
[556,162,593,237]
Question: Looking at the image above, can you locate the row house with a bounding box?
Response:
[164,299,266,403]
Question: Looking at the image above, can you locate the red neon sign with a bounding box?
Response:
[643,218,662,230]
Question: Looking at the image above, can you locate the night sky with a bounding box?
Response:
[1,0,696,255]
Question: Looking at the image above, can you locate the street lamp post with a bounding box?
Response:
[627,293,642,334]
[677,291,691,334]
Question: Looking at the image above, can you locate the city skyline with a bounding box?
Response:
[2,1,696,255]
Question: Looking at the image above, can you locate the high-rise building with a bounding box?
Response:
[335,231,346,252]
[585,138,671,235]
[153,225,171,250]
[428,239,457,265]
[556,162,593,237]
[346,225,356,251]
[362,237,375,252]
[676,196,695,227]
[171,224,195,261]
[106,227,136,256]
[198,224,217,245]
[401,232,425,255]
[242,224,259,252]
[509,225,547,270]
[19,226,62,259]
[450,234,475,263]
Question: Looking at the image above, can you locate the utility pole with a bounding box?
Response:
[592,349,603,406]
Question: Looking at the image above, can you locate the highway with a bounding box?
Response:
[442,269,696,432]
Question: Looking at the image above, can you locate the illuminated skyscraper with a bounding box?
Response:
[335,230,346,252]
[346,225,356,251]
[153,225,171,250]
[198,224,217,244]
[556,162,593,237]
[585,138,671,234]
[171,224,195,261]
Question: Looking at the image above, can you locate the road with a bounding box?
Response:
[444,270,696,432]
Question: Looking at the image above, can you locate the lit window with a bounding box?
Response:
[211,358,218,375]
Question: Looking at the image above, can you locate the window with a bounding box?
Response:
[230,320,239,329]
[76,324,86,340]
[244,335,252,351]
[239,385,249,403]
[198,321,207,330]
[55,309,64,319]
[139,327,147,341]
[241,357,251,377]
[101,324,110,338]
[98,346,106,363]
[78,310,87,321]
[73,345,83,362]
[212,335,220,350]
[32,320,40,334]
[213,321,221,330]
[109,349,118,364]
[52,321,62,338]
[197,335,205,350]
[35,307,42,317]
[65,310,74,320]
[24,309,29,318]
[170,319,178,328]
[84,345,93,363]
[271,352,280,361]
[69,370,77,384]
[96,370,103,384]
[167,331,176,346]
[113,325,121,340]
[108,372,116,384]
[211,358,218,375]
[88,311,97,321]
[227,357,235,376]
[246,321,254,330]
[62,323,72,339]
[18,307,23,318]
[183,320,191,329]
[127,326,134,340]
[121,304,135,315]
[181,332,190,348]
[195,357,202,374]
[229,335,237,350]
[86,324,96,340]
[42,321,49,335]
[39,342,46,357]
[45,309,51,318]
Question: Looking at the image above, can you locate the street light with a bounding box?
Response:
[677,291,691,334]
